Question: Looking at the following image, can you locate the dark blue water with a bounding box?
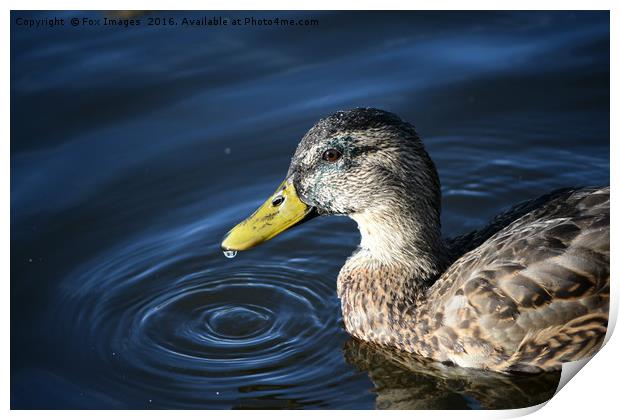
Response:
[11,11,609,409]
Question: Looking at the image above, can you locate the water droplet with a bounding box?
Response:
[223,250,237,259]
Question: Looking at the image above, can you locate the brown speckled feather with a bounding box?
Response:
[426,186,609,372]
[338,186,609,372]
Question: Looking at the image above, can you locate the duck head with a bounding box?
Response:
[221,108,446,275]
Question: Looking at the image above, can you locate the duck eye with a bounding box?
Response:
[322,149,342,163]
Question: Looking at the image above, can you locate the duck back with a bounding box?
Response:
[428,186,609,372]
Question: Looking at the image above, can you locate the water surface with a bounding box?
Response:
[11,11,609,409]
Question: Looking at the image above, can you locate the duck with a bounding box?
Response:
[221,108,609,373]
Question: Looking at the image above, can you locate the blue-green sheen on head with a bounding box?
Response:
[285,107,448,275]
[287,108,442,223]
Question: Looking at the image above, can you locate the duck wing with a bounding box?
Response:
[445,187,581,257]
[429,186,609,372]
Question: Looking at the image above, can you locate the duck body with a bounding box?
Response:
[222,108,609,373]
[339,186,609,372]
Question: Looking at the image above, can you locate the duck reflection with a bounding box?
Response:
[342,339,560,410]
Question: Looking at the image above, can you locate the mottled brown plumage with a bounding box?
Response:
[339,185,608,372]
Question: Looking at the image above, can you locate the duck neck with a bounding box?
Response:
[349,202,448,286]
[336,203,449,353]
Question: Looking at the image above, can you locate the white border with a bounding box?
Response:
[4,1,617,418]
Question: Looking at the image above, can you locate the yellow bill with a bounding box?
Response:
[221,179,315,252]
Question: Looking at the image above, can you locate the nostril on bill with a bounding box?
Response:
[271,196,285,207]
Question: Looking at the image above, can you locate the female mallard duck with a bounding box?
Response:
[221,108,609,373]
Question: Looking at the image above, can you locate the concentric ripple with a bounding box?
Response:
[53,213,365,408]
